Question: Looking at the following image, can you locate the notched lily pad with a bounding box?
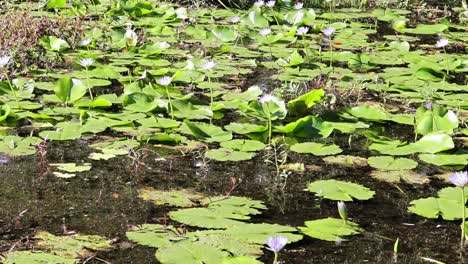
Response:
[299,218,362,242]
[306,180,375,201]
[138,187,205,207]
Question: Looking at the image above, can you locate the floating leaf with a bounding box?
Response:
[290,142,342,156]
[306,180,375,201]
[368,156,418,170]
[299,218,362,241]
[370,170,429,184]
[156,240,227,264]
[220,140,266,152]
[34,231,112,259]
[2,251,75,264]
[138,187,205,207]
[418,153,468,167]
[322,155,368,167]
[409,187,468,220]
[51,163,92,173]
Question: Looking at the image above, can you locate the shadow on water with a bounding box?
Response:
[0,138,466,263]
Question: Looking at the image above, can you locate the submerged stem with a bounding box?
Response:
[268,118,272,145]
[4,73,19,108]
[461,187,466,246]
[86,67,94,101]
[272,251,278,264]
[166,85,174,119]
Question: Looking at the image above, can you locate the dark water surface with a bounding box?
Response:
[0,139,466,264]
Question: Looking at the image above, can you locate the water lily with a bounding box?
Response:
[294,2,303,9]
[448,171,468,246]
[200,60,217,110]
[0,55,11,69]
[200,60,217,71]
[435,38,449,74]
[157,76,172,86]
[259,28,272,37]
[435,38,449,48]
[449,171,468,187]
[322,26,336,37]
[158,76,174,119]
[266,0,276,7]
[425,101,433,110]
[80,38,92,46]
[79,58,95,68]
[337,201,347,223]
[254,0,265,7]
[296,26,309,35]
[266,236,288,264]
[124,27,138,47]
[80,58,95,101]
[230,16,241,23]
[259,94,286,144]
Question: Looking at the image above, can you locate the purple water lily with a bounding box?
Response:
[425,102,433,110]
[448,171,468,187]
[267,236,288,252]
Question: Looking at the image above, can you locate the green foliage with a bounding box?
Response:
[409,187,468,220]
[367,156,418,170]
[290,142,342,156]
[299,218,362,241]
[306,180,375,201]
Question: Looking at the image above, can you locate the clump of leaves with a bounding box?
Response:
[0,11,83,70]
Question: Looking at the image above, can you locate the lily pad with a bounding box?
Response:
[138,187,205,207]
[299,218,362,242]
[368,156,418,170]
[306,180,375,201]
[290,142,342,156]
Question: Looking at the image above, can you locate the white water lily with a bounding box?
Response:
[254,0,265,7]
[435,38,449,48]
[80,38,92,46]
[266,0,276,7]
[230,16,241,23]
[259,28,272,37]
[322,26,336,37]
[79,58,95,68]
[124,28,138,47]
[200,60,217,71]
[0,55,11,68]
[296,26,309,35]
[157,76,173,86]
[259,94,287,112]
[294,2,303,9]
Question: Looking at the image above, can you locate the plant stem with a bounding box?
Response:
[462,186,466,247]
[302,35,308,61]
[208,75,213,110]
[85,67,94,101]
[443,47,449,75]
[166,85,174,119]
[268,118,272,145]
[329,41,333,70]
[4,73,19,108]
[272,251,278,264]
[271,7,280,25]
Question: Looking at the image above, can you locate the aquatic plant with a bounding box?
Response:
[79,58,95,101]
[157,76,175,119]
[266,236,288,264]
[435,38,449,74]
[322,26,336,69]
[448,171,468,245]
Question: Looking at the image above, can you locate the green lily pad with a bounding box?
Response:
[299,218,362,242]
[306,180,375,201]
[322,155,368,167]
[220,140,266,152]
[290,142,342,156]
[1,251,76,264]
[138,187,205,207]
[368,156,418,170]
